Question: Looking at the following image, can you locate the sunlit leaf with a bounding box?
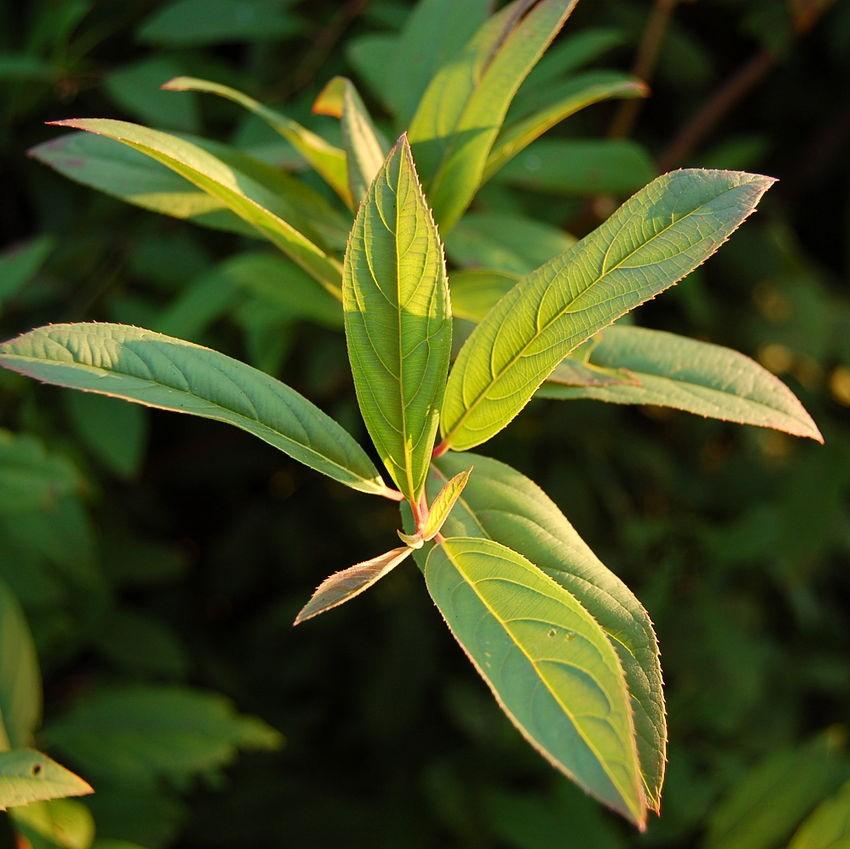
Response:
[430,452,666,809]
[788,780,850,849]
[484,72,648,180]
[449,269,518,322]
[421,468,472,541]
[0,323,391,497]
[0,750,92,810]
[426,537,646,827]
[409,0,579,231]
[293,546,412,625]
[163,77,351,206]
[314,76,388,203]
[11,798,95,849]
[343,136,451,501]
[440,169,775,451]
[538,325,823,441]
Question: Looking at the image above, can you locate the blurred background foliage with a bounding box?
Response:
[1,0,849,847]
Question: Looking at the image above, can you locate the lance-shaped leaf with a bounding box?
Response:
[48,120,344,299]
[0,580,41,750]
[426,537,646,827]
[0,750,92,810]
[314,76,388,204]
[343,136,451,502]
[163,77,351,207]
[429,452,666,810]
[538,325,823,441]
[788,780,850,849]
[483,71,648,181]
[440,169,775,451]
[0,323,391,498]
[293,547,413,625]
[421,468,472,541]
[30,132,349,250]
[409,0,578,231]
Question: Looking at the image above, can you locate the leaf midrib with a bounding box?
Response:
[444,184,740,443]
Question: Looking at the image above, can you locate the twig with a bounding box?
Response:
[609,0,679,139]
[658,0,838,171]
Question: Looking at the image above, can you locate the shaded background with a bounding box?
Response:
[1,0,849,847]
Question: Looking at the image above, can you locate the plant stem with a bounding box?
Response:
[609,0,678,139]
[432,439,449,458]
[658,0,837,171]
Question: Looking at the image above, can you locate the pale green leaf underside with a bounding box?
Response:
[343,137,451,501]
[484,71,648,181]
[410,0,578,231]
[426,537,645,826]
[50,119,343,299]
[789,780,850,849]
[539,325,822,441]
[441,168,776,451]
[0,750,92,810]
[0,323,388,497]
[294,546,412,625]
[163,76,352,207]
[430,452,665,809]
[421,468,471,541]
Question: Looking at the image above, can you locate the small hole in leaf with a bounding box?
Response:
[32,763,42,776]
[548,628,556,637]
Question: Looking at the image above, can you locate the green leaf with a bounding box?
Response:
[430,451,666,810]
[0,579,41,750]
[46,120,343,298]
[384,0,492,126]
[788,780,850,849]
[105,58,200,133]
[421,468,472,541]
[539,325,823,441]
[409,0,579,231]
[0,750,92,810]
[137,0,303,46]
[343,136,451,501]
[293,546,413,625]
[345,34,397,108]
[314,76,388,204]
[64,393,149,478]
[162,77,351,207]
[493,138,656,196]
[705,734,850,849]
[440,169,776,451]
[11,798,95,849]
[42,685,282,784]
[449,269,518,322]
[484,72,648,181]
[0,431,82,514]
[0,236,53,308]
[426,537,646,827]
[0,323,391,497]
[30,132,349,251]
[445,212,575,276]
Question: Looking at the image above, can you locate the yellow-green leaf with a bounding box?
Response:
[293,547,412,625]
[440,169,775,451]
[163,76,352,207]
[0,750,92,810]
[426,537,646,827]
[315,76,388,204]
[343,136,451,501]
[421,468,472,541]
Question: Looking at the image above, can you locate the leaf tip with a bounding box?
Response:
[161,76,189,91]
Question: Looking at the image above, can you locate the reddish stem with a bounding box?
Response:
[432,439,450,458]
